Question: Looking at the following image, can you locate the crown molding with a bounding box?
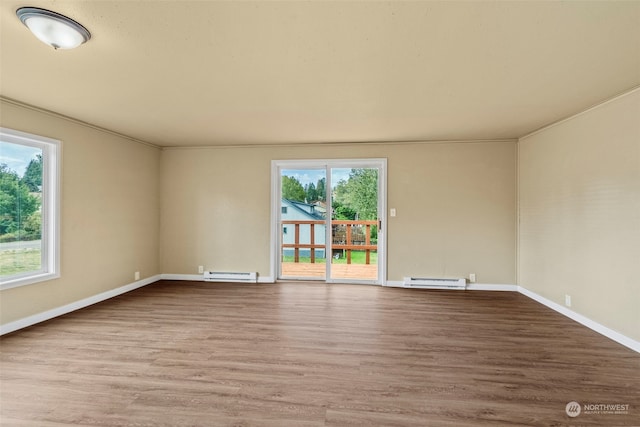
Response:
[0,96,160,149]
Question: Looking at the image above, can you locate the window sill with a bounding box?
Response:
[0,271,60,291]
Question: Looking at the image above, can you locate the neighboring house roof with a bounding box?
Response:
[282,199,325,220]
[312,201,327,213]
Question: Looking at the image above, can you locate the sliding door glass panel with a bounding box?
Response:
[279,168,327,280]
[329,167,379,281]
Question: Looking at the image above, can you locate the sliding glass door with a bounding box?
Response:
[273,159,386,284]
[329,167,379,281]
[279,167,327,280]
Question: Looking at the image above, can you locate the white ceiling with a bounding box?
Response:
[1,1,639,147]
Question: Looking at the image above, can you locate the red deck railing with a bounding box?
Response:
[281,220,378,264]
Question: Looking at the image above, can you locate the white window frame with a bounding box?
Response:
[0,128,61,290]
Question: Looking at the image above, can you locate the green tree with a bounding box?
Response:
[316,178,326,202]
[23,211,42,235]
[0,164,40,237]
[21,154,42,192]
[281,175,305,202]
[332,201,357,220]
[305,182,318,202]
[333,169,378,220]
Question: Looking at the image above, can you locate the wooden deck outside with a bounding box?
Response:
[281,220,378,265]
[281,262,378,280]
[281,219,379,280]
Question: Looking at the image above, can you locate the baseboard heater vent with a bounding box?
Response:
[204,271,257,283]
[403,277,466,290]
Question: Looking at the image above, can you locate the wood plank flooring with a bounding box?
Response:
[1,281,638,426]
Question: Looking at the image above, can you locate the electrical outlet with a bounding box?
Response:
[565,294,571,307]
[469,273,476,283]
[198,265,204,274]
[390,208,397,217]
[134,271,140,281]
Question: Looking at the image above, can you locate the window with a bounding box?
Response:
[281,206,287,214]
[0,128,60,290]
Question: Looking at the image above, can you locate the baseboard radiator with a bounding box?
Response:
[204,271,257,283]
[403,277,466,290]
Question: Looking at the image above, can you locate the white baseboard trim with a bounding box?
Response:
[467,283,518,291]
[385,281,516,292]
[518,286,640,353]
[160,273,273,283]
[160,273,202,281]
[0,274,162,336]
[383,280,404,287]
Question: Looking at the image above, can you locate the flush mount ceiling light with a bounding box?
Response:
[16,7,91,50]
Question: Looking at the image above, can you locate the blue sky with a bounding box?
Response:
[0,142,41,177]
[282,168,351,189]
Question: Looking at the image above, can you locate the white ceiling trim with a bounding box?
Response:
[0,96,161,149]
[519,85,640,142]
[160,138,518,151]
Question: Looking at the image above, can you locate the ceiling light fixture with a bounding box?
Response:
[16,7,91,50]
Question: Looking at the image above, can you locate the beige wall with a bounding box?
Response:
[160,142,516,284]
[0,100,161,324]
[1,101,515,329]
[3,86,636,346]
[518,89,640,341]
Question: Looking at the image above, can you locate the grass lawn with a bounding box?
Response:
[283,250,377,265]
[0,248,42,277]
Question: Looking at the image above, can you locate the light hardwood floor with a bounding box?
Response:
[1,281,638,426]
